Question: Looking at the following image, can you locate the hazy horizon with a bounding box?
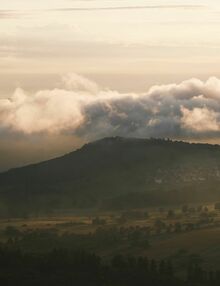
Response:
[2,0,220,170]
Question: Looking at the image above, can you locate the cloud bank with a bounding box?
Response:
[1,74,220,141]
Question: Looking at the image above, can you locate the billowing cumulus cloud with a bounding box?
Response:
[62,73,99,94]
[181,106,220,132]
[2,74,220,140]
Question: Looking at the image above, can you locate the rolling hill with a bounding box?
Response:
[0,137,220,216]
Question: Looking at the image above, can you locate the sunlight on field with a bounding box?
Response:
[0,202,219,269]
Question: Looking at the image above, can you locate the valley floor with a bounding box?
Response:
[0,202,219,271]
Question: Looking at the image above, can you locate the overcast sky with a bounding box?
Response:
[1,0,220,170]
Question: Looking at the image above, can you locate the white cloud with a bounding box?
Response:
[181,106,220,132]
[2,74,220,139]
[62,73,99,94]
[0,87,84,134]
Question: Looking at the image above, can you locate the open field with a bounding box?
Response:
[0,202,219,271]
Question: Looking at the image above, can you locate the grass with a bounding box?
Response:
[0,202,219,270]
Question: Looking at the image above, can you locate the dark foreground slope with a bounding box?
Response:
[0,247,219,286]
[0,137,220,215]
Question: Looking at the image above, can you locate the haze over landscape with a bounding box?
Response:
[2,0,220,170]
[1,2,220,285]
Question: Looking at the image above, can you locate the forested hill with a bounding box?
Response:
[0,137,220,214]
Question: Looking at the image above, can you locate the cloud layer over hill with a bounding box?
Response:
[1,74,220,140]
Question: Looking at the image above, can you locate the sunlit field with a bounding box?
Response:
[1,203,220,271]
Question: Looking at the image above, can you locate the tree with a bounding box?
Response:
[174,222,182,233]
[167,209,175,219]
[215,202,220,210]
[182,205,189,213]
[4,226,21,239]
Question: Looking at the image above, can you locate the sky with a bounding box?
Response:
[1,0,220,170]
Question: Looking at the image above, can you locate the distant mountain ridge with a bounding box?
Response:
[0,137,220,216]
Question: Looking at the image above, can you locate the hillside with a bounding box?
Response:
[0,137,220,216]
